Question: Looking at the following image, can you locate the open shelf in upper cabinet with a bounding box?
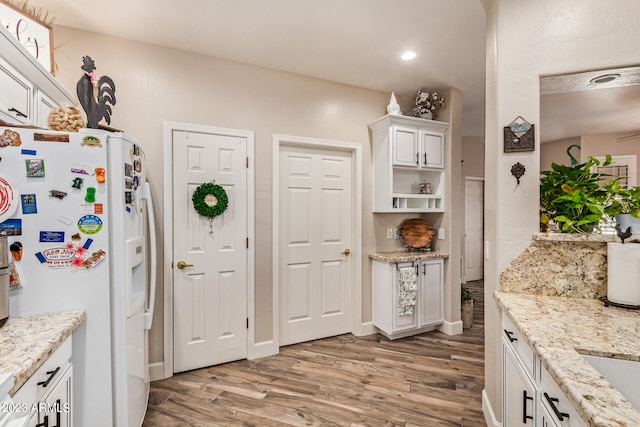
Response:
[369,114,449,213]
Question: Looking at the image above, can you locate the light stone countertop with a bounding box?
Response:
[369,250,449,263]
[495,292,640,426]
[0,310,86,396]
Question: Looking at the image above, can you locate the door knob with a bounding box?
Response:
[176,261,194,269]
[341,249,351,255]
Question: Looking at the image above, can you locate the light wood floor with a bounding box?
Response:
[143,280,485,426]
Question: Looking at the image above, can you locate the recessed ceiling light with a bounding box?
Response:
[589,73,621,84]
[401,51,417,61]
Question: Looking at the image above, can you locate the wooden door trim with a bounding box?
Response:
[161,121,255,380]
[272,134,363,350]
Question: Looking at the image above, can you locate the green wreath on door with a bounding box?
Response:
[192,182,228,217]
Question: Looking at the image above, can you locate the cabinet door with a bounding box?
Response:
[0,57,33,124]
[38,365,72,427]
[392,126,419,167]
[419,259,443,326]
[539,365,587,427]
[503,342,536,426]
[539,400,560,427]
[35,89,56,128]
[421,132,444,168]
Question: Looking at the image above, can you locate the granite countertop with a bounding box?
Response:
[369,250,449,263]
[495,292,640,426]
[0,310,86,396]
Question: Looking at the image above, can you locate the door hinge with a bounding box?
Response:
[246,157,249,168]
[246,237,249,248]
[246,318,249,329]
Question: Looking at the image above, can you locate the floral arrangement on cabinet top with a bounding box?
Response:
[408,90,445,120]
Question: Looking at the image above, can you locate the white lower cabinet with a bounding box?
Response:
[14,337,73,427]
[502,314,586,427]
[372,258,444,340]
[503,341,536,425]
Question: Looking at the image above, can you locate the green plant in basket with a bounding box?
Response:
[603,179,640,219]
[540,156,613,233]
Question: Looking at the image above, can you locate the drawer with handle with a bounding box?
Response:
[12,337,71,406]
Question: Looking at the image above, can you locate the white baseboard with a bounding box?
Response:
[482,389,502,427]
[438,319,463,336]
[353,321,377,337]
[149,361,167,382]
[248,339,279,360]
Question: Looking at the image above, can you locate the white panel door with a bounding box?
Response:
[173,130,247,373]
[464,178,484,281]
[279,145,353,346]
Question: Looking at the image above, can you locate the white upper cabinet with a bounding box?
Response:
[0,25,75,125]
[369,114,449,213]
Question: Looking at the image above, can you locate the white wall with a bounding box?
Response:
[51,25,389,365]
[50,25,464,372]
[484,0,640,423]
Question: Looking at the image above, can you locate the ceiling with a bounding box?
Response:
[540,67,640,143]
[23,0,488,136]
[17,0,639,142]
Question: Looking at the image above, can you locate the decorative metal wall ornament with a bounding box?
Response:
[504,116,535,152]
[511,162,526,185]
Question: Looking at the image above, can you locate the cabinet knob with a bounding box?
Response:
[341,249,351,256]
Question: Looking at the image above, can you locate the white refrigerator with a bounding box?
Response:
[1,127,157,427]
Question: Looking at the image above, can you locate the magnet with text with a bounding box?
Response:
[20,194,37,214]
[77,214,102,234]
[71,162,94,175]
[39,231,65,243]
[25,159,44,177]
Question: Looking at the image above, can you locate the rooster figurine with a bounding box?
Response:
[615,223,633,244]
[76,56,116,129]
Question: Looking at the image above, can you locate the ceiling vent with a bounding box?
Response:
[541,66,640,94]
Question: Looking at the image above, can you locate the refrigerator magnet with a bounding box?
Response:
[77,215,102,234]
[25,159,45,177]
[34,133,70,143]
[95,168,105,183]
[20,194,37,214]
[0,219,22,236]
[80,135,102,147]
[72,177,83,189]
[71,162,94,175]
[39,231,65,243]
[0,129,21,147]
[49,190,67,199]
[0,174,18,222]
[85,187,96,203]
[10,242,22,261]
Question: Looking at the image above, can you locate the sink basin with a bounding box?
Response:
[582,354,640,410]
